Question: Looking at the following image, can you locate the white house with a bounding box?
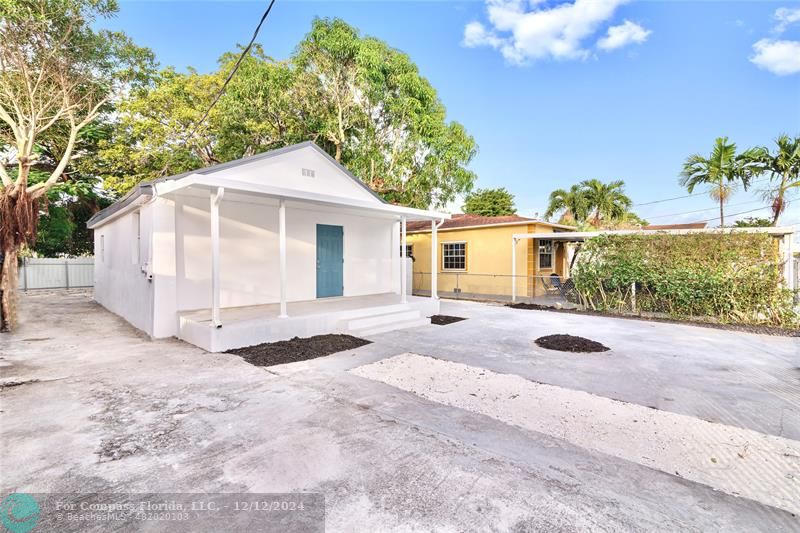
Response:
[87,142,449,352]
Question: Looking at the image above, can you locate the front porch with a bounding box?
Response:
[179,293,438,352]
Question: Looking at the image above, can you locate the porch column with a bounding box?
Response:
[431,219,438,299]
[511,237,517,303]
[401,216,407,303]
[278,199,288,318]
[210,187,225,328]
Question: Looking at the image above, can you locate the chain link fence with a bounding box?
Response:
[412,272,581,307]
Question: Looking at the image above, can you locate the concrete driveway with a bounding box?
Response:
[1,290,799,531]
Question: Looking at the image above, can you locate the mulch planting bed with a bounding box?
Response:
[430,315,467,326]
[507,303,800,337]
[227,334,371,367]
[535,334,610,353]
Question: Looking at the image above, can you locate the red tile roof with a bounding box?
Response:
[406,214,570,232]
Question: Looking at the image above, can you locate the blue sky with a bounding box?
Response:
[107,1,800,227]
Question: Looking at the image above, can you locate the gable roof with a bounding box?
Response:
[406,213,575,233]
[87,141,386,228]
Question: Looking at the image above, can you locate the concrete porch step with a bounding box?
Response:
[346,309,421,331]
[351,317,431,337]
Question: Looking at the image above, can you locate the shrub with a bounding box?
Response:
[571,233,797,326]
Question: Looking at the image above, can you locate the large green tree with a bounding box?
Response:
[95,18,478,209]
[0,0,152,331]
[679,137,762,226]
[462,187,516,216]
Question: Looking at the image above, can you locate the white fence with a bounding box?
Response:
[18,257,94,290]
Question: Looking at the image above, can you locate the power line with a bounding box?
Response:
[633,175,773,207]
[158,0,278,177]
[644,199,764,220]
[693,205,772,224]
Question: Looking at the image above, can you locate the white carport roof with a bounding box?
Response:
[513,226,795,242]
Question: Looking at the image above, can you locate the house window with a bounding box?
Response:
[132,211,141,264]
[538,239,553,269]
[442,242,466,271]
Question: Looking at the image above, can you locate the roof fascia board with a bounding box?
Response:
[166,175,449,220]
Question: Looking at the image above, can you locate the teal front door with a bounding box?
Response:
[316,224,343,298]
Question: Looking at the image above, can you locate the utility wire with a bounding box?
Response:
[158,0,278,177]
[633,175,773,207]
[644,199,764,220]
[693,205,772,224]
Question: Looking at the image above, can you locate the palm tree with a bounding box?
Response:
[679,137,761,226]
[544,184,589,224]
[580,179,632,226]
[751,135,800,225]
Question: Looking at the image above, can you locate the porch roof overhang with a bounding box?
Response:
[89,173,450,229]
[513,226,796,242]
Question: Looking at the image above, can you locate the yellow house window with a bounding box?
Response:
[538,239,553,269]
[442,242,466,271]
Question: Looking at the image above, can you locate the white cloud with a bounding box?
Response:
[774,7,800,33]
[597,20,652,51]
[462,0,649,64]
[750,38,800,76]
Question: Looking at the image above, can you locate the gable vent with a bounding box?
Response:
[301,168,315,178]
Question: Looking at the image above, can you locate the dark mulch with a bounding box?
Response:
[227,334,371,367]
[507,303,800,338]
[535,334,610,353]
[430,314,467,326]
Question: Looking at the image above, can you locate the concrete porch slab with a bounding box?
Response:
[179,293,439,352]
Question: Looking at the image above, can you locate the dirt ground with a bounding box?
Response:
[228,334,371,367]
[2,290,799,531]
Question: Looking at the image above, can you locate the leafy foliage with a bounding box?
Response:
[462,187,516,216]
[733,217,773,228]
[93,19,478,209]
[571,233,797,326]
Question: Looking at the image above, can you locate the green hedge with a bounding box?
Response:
[571,233,797,326]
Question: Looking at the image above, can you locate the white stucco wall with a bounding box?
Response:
[93,205,154,335]
[169,195,398,318]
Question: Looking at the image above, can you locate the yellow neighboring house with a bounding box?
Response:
[405,214,576,300]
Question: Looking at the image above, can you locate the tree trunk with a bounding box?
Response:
[0,247,19,332]
[719,197,724,227]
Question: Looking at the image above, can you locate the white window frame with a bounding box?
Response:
[538,239,553,270]
[402,244,413,258]
[100,234,105,263]
[132,211,141,264]
[441,241,467,272]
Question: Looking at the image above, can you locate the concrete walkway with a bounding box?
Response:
[2,291,799,531]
